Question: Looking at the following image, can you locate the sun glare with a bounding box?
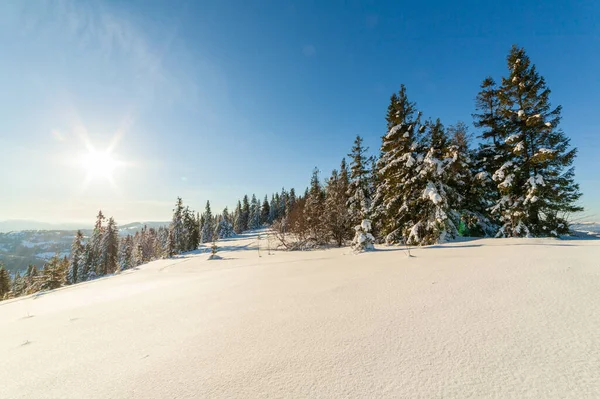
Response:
[79,150,118,181]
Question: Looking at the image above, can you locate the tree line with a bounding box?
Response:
[0,45,582,299]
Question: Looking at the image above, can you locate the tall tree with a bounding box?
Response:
[100,217,119,275]
[304,168,326,244]
[261,195,270,225]
[171,197,186,253]
[373,85,425,243]
[347,136,371,226]
[233,200,243,234]
[489,45,583,236]
[324,160,352,246]
[241,195,250,231]
[0,263,10,299]
[201,201,214,243]
[68,230,85,284]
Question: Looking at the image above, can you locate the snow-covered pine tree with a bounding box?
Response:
[490,46,583,237]
[347,136,371,227]
[171,197,186,253]
[67,230,85,284]
[241,195,250,231]
[249,194,261,229]
[118,235,133,270]
[100,217,119,275]
[0,264,10,299]
[39,255,67,291]
[473,77,506,218]
[201,201,214,243]
[86,210,106,278]
[183,207,199,251]
[261,195,270,225]
[324,160,352,246]
[233,200,243,234]
[373,85,425,244]
[304,168,326,245]
[279,188,289,218]
[446,122,494,236]
[351,219,375,252]
[11,270,25,298]
[216,207,234,238]
[268,194,278,223]
[288,188,297,214]
[407,119,459,245]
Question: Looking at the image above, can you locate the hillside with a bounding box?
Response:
[0,222,169,273]
[1,232,599,398]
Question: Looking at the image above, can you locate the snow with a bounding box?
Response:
[514,141,525,153]
[505,134,520,143]
[423,182,443,205]
[475,171,488,180]
[517,109,525,118]
[545,122,552,127]
[1,232,600,398]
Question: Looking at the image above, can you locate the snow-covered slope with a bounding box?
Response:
[1,232,599,398]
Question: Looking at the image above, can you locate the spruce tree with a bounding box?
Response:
[347,135,371,227]
[39,255,66,291]
[201,201,214,243]
[171,197,186,253]
[407,119,459,244]
[68,230,85,284]
[304,168,326,244]
[488,46,582,236]
[100,217,119,275]
[373,85,425,243]
[324,160,352,246]
[233,200,243,234]
[241,195,250,231]
[261,195,270,225]
[473,77,506,223]
[0,264,10,299]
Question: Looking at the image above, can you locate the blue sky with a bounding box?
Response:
[1,0,598,223]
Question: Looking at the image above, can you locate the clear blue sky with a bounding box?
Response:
[1,0,598,223]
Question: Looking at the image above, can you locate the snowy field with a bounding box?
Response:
[1,232,599,398]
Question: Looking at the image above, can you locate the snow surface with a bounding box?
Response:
[1,232,599,398]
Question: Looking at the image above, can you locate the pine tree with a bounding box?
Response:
[11,270,25,298]
[68,230,85,284]
[249,194,261,229]
[447,122,493,236]
[171,197,186,253]
[39,255,66,291]
[233,200,243,234]
[347,135,371,226]
[304,168,326,244]
[100,217,119,275]
[241,195,250,231]
[268,194,278,223]
[373,85,425,243]
[406,119,459,245]
[261,195,270,225]
[201,201,214,243]
[0,264,10,299]
[324,160,352,246]
[488,46,582,236]
[473,77,506,222]
[86,210,106,278]
[119,235,134,270]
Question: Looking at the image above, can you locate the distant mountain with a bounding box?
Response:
[0,220,170,273]
[571,222,600,237]
[0,220,90,233]
[0,220,170,233]
[120,221,170,232]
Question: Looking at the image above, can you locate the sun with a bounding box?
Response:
[78,150,119,181]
